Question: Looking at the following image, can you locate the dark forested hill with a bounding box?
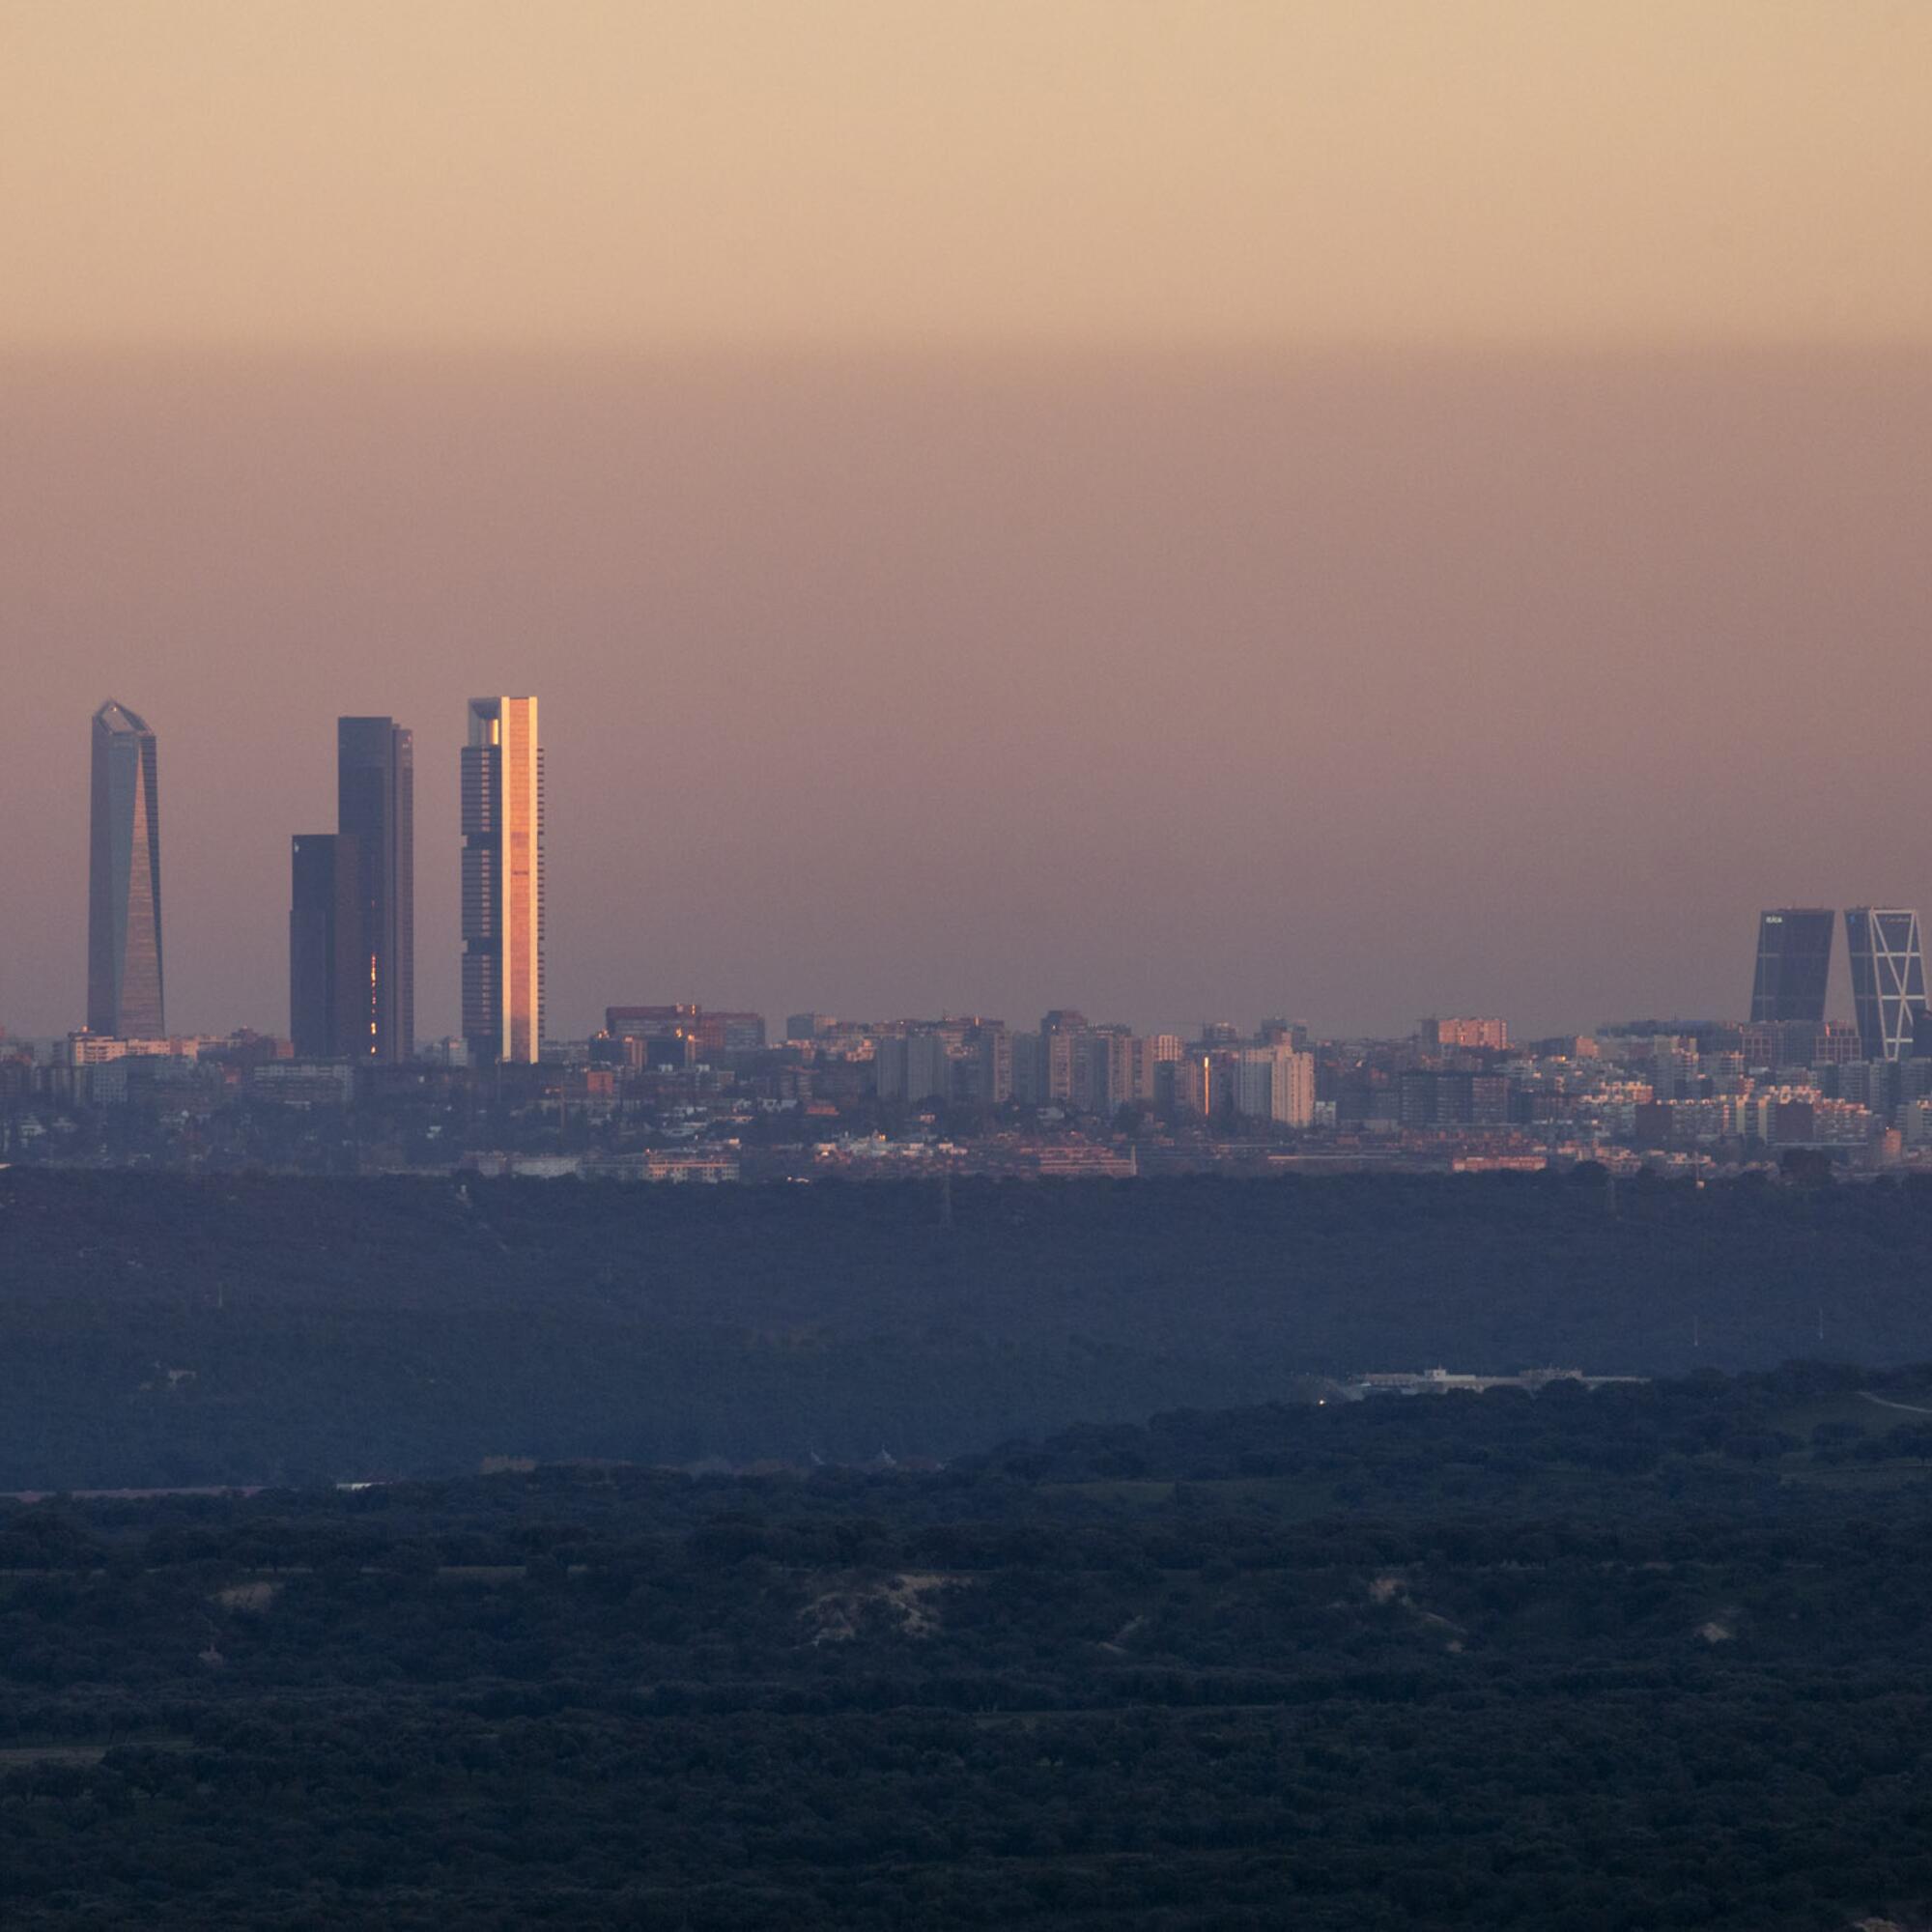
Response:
[6,1168,1932,1488]
[3,1370,1932,1928]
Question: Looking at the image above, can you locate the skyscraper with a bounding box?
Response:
[461,696,545,1064]
[1844,907,1926,1062]
[335,718,414,1062]
[289,833,360,1058]
[1749,908,1834,1024]
[86,699,164,1037]
[1235,1043,1317,1126]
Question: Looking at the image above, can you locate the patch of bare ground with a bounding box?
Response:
[800,1572,971,1644]
[1365,1570,1466,1650]
[213,1580,282,1612]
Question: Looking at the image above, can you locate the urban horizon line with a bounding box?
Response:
[50,697,1932,1056]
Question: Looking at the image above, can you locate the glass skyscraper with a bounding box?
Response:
[461,696,545,1065]
[86,699,164,1037]
[336,718,414,1062]
[289,832,360,1059]
[1748,908,1834,1024]
[1844,907,1926,1062]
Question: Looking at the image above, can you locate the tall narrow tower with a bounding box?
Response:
[336,718,414,1062]
[289,832,360,1059]
[87,700,164,1037]
[461,696,545,1064]
[1749,909,1834,1024]
[1844,907,1926,1062]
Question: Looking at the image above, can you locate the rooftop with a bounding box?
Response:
[94,699,151,735]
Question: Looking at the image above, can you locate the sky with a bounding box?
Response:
[2,2,1930,1040]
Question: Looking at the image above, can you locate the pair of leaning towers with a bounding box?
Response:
[1751,906,1925,1062]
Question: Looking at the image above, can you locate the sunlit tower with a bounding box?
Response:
[461,696,545,1065]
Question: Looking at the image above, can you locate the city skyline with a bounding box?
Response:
[8,13,1932,1923]
[5,3,1931,1044]
[21,985,1932,1186]
[33,695,1932,1050]
[8,350,1930,1047]
[47,695,1932,1057]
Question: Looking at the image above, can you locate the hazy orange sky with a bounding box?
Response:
[3,5,1930,1040]
[5,2,1930,351]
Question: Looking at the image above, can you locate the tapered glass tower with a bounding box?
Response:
[336,718,414,1062]
[461,696,545,1064]
[1749,909,1834,1024]
[87,700,164,1037]
[1844,907,1926,1062]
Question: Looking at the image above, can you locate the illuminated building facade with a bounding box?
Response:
[1421,1017,1509,1051]
[336,717,414,1062]
[87,699,164,1037]
[462,696,545,1064]
[1748,908,1834,1024]
[1845,907,1926,1062]
[1253,1043,1317,1125]
[606,1007,768,1058]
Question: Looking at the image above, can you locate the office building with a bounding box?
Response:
[1258,1018,1311,1051]
[336,717,414,1061]
[930,1017,1014,1105]
[607,1005,701,1050]
[1421,1017,1509,1052]
[1168,1052,1215,1118]
[1234,1043,1317,1126]
[1038,1009,1090,1104]
[704,1011,768,1055]
[289,833,360,1058]
[86,699,165,1037]
[1742,1016,1861,1071]
[607,1006,767,1059]
[1271,1045,1317,1126]
[1844,907,1926,1062]
[462,696,545,1064]
[1130,1033,1180,1103]
[964,1020,1013,1105]
[1749,909,1834,1024]
[874,1030,952,1105]
[1009,1030,1045,1104]
[1077,1027,1137,1117]
[1399,1070,1510,1128]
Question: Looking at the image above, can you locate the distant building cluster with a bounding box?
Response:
[13,720,1932,1184]
[81,695,543,1077]
[1752,905,1928,1064]
[761,1009,1314,1128]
